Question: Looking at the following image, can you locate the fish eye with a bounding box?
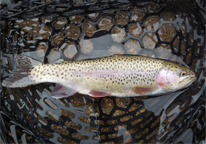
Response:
[180,71,187,77]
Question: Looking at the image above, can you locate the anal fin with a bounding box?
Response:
[51,84,77,99]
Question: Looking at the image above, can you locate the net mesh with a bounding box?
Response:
[0,0,205,143]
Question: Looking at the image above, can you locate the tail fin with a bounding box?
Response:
[2,54,42,88]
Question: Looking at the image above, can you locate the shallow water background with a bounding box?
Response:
[0,0,205,143]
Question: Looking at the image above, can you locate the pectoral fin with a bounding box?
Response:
[89,90,110,97]
[132,86,157,94]
[51,84,77,99]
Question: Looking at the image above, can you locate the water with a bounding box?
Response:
[0,0,205,143]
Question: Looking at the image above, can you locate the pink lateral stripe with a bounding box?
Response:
[69,70,156,77]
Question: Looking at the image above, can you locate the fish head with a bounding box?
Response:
[155,62,196,91]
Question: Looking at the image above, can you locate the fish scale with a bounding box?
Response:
[3,54,196,98]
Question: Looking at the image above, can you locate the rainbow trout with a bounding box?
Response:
[2,54,196,98]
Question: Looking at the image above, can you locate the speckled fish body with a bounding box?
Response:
[2,54,196,98]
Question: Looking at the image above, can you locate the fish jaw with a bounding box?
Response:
[179,75,196,89]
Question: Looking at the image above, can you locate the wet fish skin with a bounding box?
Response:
[2,54,196,98]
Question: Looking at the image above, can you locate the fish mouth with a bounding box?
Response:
[189,75,197,82]
[183,75,197,88]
